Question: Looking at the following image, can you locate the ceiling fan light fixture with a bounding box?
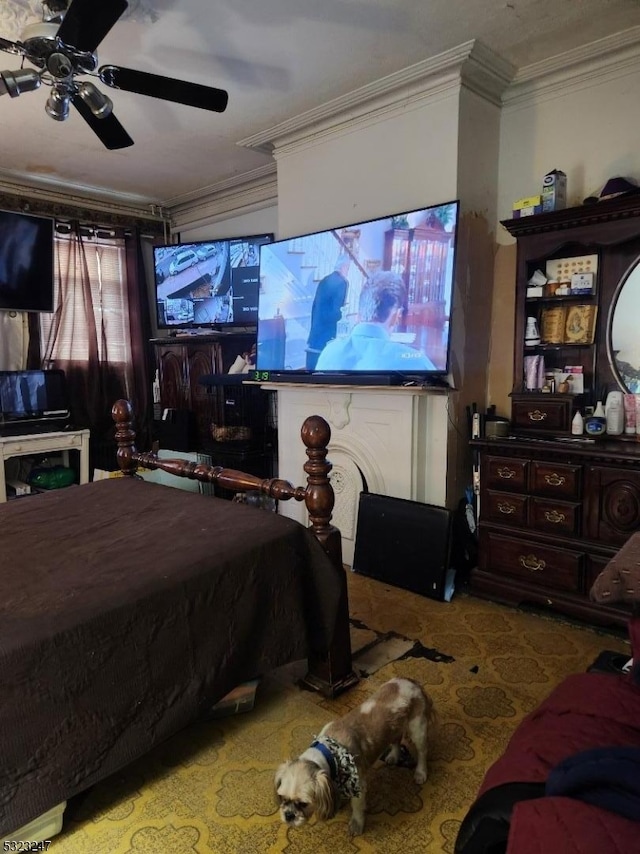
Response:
[45,86,70,121]
[77,80,112,119]
[0,68,41,98]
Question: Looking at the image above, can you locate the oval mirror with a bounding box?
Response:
[609,258,640,392]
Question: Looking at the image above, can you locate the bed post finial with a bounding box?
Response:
[301,415,342,564]
[112,399,138,476]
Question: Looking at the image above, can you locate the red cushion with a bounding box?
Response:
[480,672,640,795]
[507,796,637,854]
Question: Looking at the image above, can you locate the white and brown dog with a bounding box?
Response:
[275,677,434,836]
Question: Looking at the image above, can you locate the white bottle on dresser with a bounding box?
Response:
[571,410,584,435]
[605,391,624,436]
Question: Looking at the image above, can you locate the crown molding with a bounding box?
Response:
[0,169,163,221]
[238,40,514,156]
[167,163,278,231]
[504,26,640,108]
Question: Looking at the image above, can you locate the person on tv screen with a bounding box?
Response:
[305,253,351,370]
[315,270,436,372]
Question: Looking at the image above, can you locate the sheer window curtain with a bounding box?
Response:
[39,222,154,447]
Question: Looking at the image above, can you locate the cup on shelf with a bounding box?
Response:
[525,317,541,345]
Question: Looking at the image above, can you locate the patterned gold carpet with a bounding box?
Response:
[49,573,629,854]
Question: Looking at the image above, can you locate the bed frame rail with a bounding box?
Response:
[112,399,357,698]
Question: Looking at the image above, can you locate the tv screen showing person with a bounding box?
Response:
[316,271,435,371]
[305,254,350,370]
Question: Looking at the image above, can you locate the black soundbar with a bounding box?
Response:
[268,373,397,385]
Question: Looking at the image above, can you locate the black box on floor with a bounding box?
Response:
[352,492,453,601]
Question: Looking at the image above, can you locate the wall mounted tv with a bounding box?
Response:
[256,200,459,382]
[154,233,274,330]
[0,209,55,313]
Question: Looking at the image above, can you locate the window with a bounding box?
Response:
[40,230,132,368]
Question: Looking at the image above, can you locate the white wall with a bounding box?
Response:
[178,204,278,243]
[488,51,640,409]
[498,61,640,241]
[276,93,460,237]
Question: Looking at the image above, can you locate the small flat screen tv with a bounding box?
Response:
[0,369,69,422]
[154,233,274,330]
[0,209,55,313]
[256,200,459,382]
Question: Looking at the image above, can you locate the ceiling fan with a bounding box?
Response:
[0,0,229,150]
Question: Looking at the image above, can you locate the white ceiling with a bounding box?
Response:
[0,0,639,209]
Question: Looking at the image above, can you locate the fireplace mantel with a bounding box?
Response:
[260,383,450,565]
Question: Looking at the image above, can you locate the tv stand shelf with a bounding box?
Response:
[152,333,256,449]
[0,429,90,503]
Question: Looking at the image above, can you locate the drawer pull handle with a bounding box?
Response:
[544,509,566,524]
[519,554,546,572]
[497,501,516,515]
[496,467,516,479]
[528,410,548,422]
[544,473,566,486]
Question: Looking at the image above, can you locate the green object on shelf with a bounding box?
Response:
[27,466,76,490]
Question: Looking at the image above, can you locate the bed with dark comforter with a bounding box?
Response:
[0,400,356,839]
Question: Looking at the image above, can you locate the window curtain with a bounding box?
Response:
[39,222,154,447]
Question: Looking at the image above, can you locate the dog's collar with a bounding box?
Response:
[309,735,360,798]
[310,739,338,778]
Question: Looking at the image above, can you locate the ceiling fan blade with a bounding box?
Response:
[99,65,229,113]
[0,36,27,58]
[57,0,129,54]
[72,93,133,150]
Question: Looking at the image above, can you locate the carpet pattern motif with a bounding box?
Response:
[50,574,629,853]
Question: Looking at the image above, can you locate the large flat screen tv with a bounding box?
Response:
[0,209,55,313]
[256,200,459,382]
[154,233,274,330]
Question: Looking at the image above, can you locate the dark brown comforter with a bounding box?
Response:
[0,477,343,836]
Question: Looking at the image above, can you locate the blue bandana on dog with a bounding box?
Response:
[310,735,361,798]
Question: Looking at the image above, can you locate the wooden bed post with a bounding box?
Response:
[112,400,357,697]
[112,399,139,476]
[300,416,359,697]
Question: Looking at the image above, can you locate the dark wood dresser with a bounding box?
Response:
[471,435,640,628]
[476,195,640,629]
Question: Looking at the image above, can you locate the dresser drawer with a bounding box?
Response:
[484,491,528,526]
[484,456,529,492]
[531,461,581,499]
[480,530,583,592]
[511,396,573,434]
[530,498,580,536]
